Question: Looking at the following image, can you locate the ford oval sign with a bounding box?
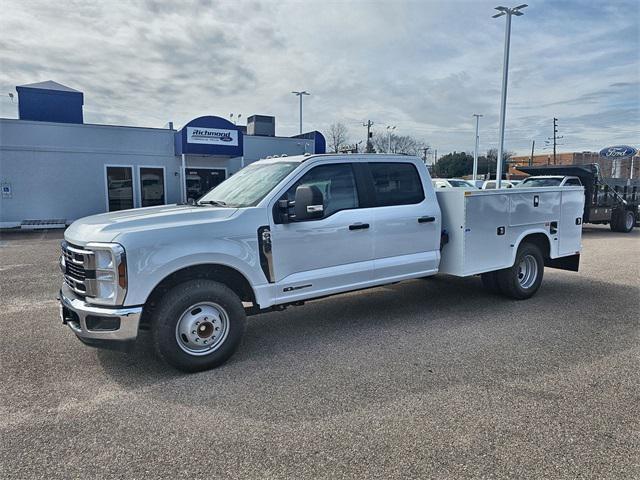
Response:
[599,145,637,159]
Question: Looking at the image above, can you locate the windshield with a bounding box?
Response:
[519,178,562,187]
[198,161,299,207]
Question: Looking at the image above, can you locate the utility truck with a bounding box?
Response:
[59,154,585,371]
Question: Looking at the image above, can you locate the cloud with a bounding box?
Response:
[0,0,638,156]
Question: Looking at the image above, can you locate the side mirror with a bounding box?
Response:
[294,185,324,221]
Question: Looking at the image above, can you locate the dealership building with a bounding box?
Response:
[0,81,325,228]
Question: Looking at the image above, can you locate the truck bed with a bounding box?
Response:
[436,187,584,277]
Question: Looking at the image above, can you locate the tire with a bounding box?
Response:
[480,271,502,294]
[496,243,544,300]
[609,210,619,232]
[151,279,246,372]
[619,210,635,233]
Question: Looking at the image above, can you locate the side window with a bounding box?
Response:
[565,178,581,186]
[283,163,359,219]
[370,163,424,206]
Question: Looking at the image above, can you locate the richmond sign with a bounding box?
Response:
[187,127,239,146]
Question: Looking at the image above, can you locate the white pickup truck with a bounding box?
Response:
[59,154,584,371]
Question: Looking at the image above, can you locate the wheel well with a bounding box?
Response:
[140,264,256,329]
[519,233,551,259]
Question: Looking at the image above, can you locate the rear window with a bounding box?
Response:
[521,178,562,187]
[369,163,425,206]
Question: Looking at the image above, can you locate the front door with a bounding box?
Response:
[269,162,374,303]
[185,168,226,202]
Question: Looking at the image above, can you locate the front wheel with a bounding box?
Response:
[151,279,246,372]
[496,243,544,300]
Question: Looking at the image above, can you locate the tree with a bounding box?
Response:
[433,151,474,178]
[327,122,349,153]
[372,133,428,157]
[484,148,514,178]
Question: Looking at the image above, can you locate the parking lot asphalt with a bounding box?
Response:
[0,225,638,479]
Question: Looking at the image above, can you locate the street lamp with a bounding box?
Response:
[493,3,527,187]
[472,114,483,180]
[291,91,310,134]
[386,125,396,153]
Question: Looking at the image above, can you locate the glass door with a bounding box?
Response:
[140,167,165,207]
[185,168,226,202]
[106,166,134,211]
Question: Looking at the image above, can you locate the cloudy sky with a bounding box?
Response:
[0,0,638,157]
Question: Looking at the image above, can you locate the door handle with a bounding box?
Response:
[349,223,370,230]
[418,216,435,223]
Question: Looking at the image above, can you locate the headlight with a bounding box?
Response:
[86,242,127,306]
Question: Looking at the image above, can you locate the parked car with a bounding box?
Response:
[516,175,582,188]
[481,180,515,189]
[432,178,476,189]
[59,154,584,371]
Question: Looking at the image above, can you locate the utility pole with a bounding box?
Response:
[422,147,430,164]
[363,120,374,153]
[492,4,527,188]
[291,91,310,134]
[433,149,438,176]
[547,117,563,165]
[472,114,483,180]
[530,139,535,166]
[386,125,396,153]
[553,117,557,164]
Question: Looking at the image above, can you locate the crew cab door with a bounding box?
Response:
[368,161,441,280]
[269,162,374,303]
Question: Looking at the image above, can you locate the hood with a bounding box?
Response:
[64,204,238,245]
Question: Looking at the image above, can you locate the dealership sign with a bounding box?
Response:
[187,127,239,146]
[599,145,637,159]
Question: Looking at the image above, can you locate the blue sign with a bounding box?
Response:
[175,116,243,157]
[599,145,637,159]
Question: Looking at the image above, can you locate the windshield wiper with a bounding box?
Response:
[197,200,229,207]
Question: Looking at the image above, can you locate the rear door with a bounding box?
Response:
[368,161,441,281]
[269,162,374,303]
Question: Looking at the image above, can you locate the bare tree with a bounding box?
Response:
[373,133,427,156]
[327,122,349,153]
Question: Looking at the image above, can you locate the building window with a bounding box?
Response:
[140,167,165,207]
[106,166,134,211]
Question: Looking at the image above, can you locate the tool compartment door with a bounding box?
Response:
[463,193,511,274]
[558,188,584,256]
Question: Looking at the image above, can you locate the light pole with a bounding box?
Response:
[472,114,483,180]
[291,91,310,134]
[493,4,527,187]
[386,125,396,153]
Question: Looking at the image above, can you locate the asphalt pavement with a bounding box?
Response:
[0,225,638,479]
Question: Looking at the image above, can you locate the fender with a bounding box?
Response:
[509,228,555,265]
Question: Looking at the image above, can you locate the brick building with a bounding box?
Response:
[509,151,639,179]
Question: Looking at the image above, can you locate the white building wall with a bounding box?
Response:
[0,119,180,226]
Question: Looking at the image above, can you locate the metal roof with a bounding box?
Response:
[17,80,81,93]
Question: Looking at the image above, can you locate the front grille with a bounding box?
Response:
[61,242,95,297]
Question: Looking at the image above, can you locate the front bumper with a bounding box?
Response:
[59,283,143,344]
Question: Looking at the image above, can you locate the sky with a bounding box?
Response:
[0,0,638,157]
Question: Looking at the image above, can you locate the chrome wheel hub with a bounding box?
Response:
[517,254,538,289]
[625,212,633,230]
[175,302,229,356]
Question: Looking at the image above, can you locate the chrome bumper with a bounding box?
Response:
[59,284,142,342]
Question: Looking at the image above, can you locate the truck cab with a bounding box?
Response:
[60,154,585,371]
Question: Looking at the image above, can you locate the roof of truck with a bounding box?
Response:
[257,153,420,163]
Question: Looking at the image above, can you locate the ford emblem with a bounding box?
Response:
[599,145,638,159]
